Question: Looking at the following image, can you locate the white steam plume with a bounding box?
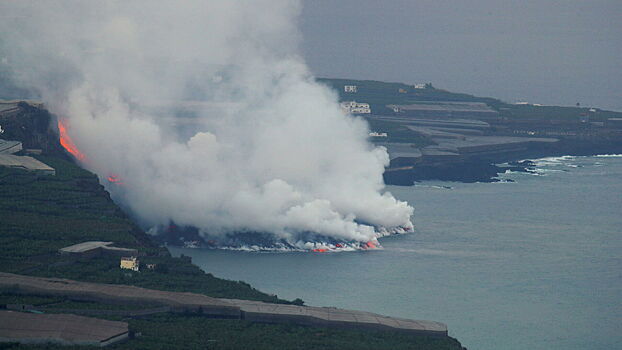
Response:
[0,1,413,247]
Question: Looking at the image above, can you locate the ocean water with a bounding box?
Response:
[170,155,622,350]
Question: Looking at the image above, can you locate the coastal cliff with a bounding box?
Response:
[0,101,464,349]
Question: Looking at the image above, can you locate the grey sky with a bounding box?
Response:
[300,0,622,111]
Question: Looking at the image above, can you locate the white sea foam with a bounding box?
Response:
[212,242,372,253]
[415,184,453,190]
[530,155,576,167]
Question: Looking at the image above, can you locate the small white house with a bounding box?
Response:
[414,83,426,89]
[120,257,139,272]
[344,85,358,93]
[369,132,388,137]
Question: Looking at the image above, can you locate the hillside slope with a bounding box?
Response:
[0,102,464,349]
[0,102,287,302]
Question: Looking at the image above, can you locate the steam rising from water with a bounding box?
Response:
[0,1,413,247]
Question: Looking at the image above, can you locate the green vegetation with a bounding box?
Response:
[318,77,622,122]
[30,255,282,301]
[0,294,463,349]
[0,101,465,349]
[36,299,159,311]
[0,294,156,311]
[125,315,463,350]
[0,157,142,258]
[0,155,288,303]
[0,294,62,306]
[318,77,500,114]
[497,104,621,122]
[3,314,463,350]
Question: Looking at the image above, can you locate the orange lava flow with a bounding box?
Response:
[312,248,328,253]
[107,174,124,185]
[57,119,86,161]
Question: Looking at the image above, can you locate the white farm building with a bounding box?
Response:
[341,101,371,114]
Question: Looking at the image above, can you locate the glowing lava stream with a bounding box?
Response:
[107,174,124,185]
[57,119,386,251]
[57,119,122,186]
[57,119,86,161]
[311,240,381,253]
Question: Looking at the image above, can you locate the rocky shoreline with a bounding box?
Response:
[383,139,622,185]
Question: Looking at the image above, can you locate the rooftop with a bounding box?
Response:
[0,272,238,316]
[59,241,137,254]
[0,139,22,154]
[59,241,115,253]
[226,298,447,335]
[0,100,43,113]
[432,135,558,153]
[0,310,128,347]
[0,101,20,114]
[0,272,448,337]
[0,154,55,175]
[387,101,497,113]
[367,115,491,129]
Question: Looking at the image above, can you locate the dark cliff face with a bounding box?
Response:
[0,102,65,156]
[384,138,622,186]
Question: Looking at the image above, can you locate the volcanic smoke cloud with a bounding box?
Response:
[0,1,413,248]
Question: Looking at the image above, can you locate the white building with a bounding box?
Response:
[120,257,139,272]
[414,83,427,89]
[344,85,358,93]
[369,132,388,137]
[340,101,371,114]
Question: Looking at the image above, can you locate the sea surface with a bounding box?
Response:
[170,155,622,350]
